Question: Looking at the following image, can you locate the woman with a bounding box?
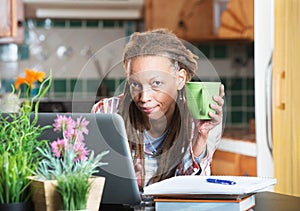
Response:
[92,28,225,190]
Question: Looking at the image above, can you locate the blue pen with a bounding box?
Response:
[206,178,236,185]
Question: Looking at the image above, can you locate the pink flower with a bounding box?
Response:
[50,138,68,157]
[75,116,89,134]
[63,128,76,142]
[53,115,75,134]
[51,115,91,162]
[73,141,90,161]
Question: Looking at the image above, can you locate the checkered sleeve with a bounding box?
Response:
[91,96,122,114]
[175,144,203,176]
[175,123,222,176]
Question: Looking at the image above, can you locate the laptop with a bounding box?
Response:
[34,112,141,207]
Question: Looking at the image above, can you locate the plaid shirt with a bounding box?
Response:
[91,96,222,181]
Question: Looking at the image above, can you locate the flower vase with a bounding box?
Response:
[28,176,105,211]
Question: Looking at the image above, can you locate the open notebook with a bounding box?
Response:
[143,175,277,199]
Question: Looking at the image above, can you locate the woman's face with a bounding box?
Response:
[127,56,186,121]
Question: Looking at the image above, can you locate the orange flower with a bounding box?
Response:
[25,68,46,83]
[14,68,46,90]
[14,76,28,89]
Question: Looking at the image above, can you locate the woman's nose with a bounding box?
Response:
[140,87,152,102]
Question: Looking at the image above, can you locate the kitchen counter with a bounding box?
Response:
[37,99,96,113]
[218,126,256,157]
[212,126,257,176]
[222,126,255,143]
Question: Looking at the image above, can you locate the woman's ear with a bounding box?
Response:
[177,69,187,90]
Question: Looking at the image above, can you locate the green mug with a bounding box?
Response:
[185,82,221,120]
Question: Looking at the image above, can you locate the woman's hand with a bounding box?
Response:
[192,84,225,156]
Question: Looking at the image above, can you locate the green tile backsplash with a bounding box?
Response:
[214,45,227,58]
[30,19,126,29]
[69,20,82,27]
[52,20,66,27]
[53,80,67,92]
[231,111,244,123]
[86,20,99,27]
[231,95,243,107]
[225,76,255,126]
[86,80,100,93]
[71,79,83,93]
[18,44,29,60]
[231,78,243,91]
[102,79,115,93]
[197,45,210,58]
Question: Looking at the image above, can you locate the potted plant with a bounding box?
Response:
[29,114,109,211]
[0,69,52,210]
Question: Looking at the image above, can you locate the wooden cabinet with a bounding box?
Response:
[211,150,256,176]
[0,0,17,37]
[273,0,300,196]
[0,0,24,44]
[145,0,253,42]
[218,0,254,41]
[145,0,214,42]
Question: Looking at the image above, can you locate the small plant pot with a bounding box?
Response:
[0,201,34,211]
[28,176,105,211]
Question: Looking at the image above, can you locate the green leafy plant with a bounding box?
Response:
[0,152,31,203]
[35,115,109,210]
[57,173,91,210]
[0,68,52,204]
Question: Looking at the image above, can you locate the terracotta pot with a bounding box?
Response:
[28,176,105,211]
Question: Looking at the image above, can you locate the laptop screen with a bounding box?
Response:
[35,112,141,206]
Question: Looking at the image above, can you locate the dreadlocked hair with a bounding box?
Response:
[146,87,193,185]
[122,28,198,81]
[119,28,198,189]
[118,83,193,189]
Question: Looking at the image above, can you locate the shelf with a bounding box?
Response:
[23,0,144,20]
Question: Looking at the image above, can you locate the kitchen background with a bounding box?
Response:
[0,0,256,178]
[2,0,299,197]
[0,19,254,128]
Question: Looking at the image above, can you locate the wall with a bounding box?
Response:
[0,19,254,127]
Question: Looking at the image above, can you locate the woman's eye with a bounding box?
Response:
[152,80,162,87]
[130,81,141,90]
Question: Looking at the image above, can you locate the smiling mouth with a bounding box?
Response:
[140,106,156,114]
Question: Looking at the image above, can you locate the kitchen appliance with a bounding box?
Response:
[254,0,274,177]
